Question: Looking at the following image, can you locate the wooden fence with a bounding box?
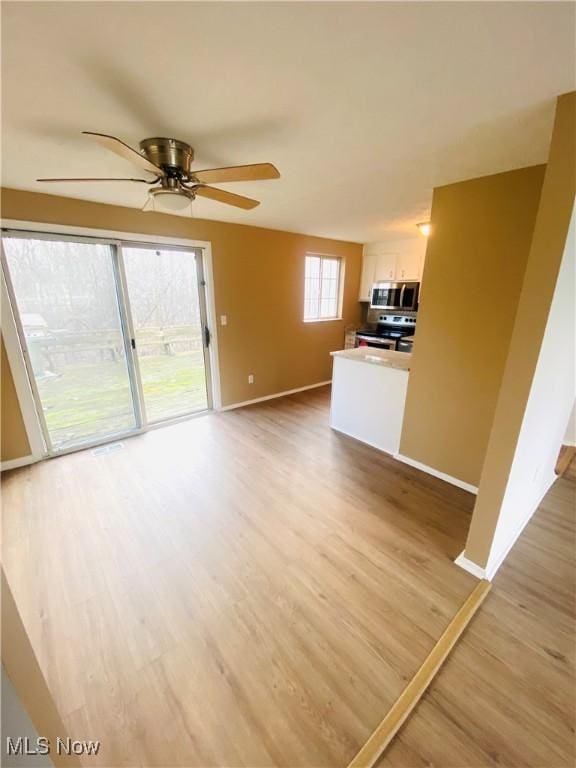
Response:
[26,326,203,375]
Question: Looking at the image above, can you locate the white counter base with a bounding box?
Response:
[330,354,409,456]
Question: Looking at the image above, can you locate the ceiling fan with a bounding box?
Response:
[37,132,280,213]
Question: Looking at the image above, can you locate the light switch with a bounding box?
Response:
[220,315,227,326]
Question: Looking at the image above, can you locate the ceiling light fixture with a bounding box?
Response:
[416,222,431,237]
[148,187,195,213]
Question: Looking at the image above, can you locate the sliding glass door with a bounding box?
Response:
[2,233,211,455]
[2,236,137,451]
[122,246,210,422]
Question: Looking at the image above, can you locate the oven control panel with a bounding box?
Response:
[378,314,417,327]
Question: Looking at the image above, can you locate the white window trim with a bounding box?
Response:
[303,317,343,324]
[303,252,345,323]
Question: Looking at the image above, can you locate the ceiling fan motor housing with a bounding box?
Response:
[139,138,194,176]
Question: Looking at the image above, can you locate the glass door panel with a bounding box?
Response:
[122,247,209,423]
[2,236,137,451]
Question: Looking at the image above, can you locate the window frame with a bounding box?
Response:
[303,252,344,323]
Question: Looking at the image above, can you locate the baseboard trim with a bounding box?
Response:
[330,425,399,457]
[454,551,488,580]
[394,453,478,495]
[455,467,557,582]
[1,454,38,472]
[220,381,332,412]
[347,579,491,767]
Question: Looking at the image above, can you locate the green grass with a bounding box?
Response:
[139,354,208,423]
[38,352,208,449]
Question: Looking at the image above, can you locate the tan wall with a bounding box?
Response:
[0,189,362,460]
[1,335,31,462]
[465,91,576,567]
[399,165,546,487]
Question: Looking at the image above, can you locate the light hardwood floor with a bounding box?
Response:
[555,444,576,478]
[2,386,478,767]
[379,474,576,768]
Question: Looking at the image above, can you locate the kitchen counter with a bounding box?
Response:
[330,346,410,455]
[331,347,411,370]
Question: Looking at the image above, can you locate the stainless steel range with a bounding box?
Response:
[355,312,416,352]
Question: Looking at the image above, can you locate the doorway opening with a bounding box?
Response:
[1,232,213,455]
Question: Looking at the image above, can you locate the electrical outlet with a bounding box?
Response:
[220,315,227,326]
[248,374,254,384]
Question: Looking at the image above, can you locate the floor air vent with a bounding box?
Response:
[91,442,125,457]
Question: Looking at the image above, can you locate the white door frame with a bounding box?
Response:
[117,239,215,422]
[0,220,221,466]
[1,266,46,466]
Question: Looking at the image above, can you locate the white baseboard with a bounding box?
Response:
[454,551,488,580]
[483,471,556,580]
[454,468,556,582]
[330,424,399,456]
[1,454,38,472]
[220,381,331,411]
[394,453,478,494]
[456,511,539,582]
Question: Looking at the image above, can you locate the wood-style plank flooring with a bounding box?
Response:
[2,386,478,767]
[379,474,576,768]
[555,444,576,478]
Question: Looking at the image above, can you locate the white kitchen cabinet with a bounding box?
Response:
[374,252,397,282]
[359,240,426,301]
[358,249,377,301]
[395,251,422,281]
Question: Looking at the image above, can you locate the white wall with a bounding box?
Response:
[330,354,409,456]
[563,401,576,446]
[483,205,576,577]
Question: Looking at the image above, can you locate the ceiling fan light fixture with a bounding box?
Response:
[148,188,194,213]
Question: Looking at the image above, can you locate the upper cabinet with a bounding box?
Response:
[359,251,396,301]
[359,239,426,301]
[396,251,421,281]
[358,251,378,302]
[373,252,397,282]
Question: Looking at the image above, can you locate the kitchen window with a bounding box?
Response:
[303,254,343,322]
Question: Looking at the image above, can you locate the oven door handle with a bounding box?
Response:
[356,335,395,348]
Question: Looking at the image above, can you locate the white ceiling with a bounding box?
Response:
[2,2,575,243]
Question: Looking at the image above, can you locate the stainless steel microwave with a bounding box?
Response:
[370,281,420,311]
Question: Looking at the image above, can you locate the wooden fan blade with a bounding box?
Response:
[195,186,260,209]
[82,132,163,176]
[37,177,153,183]
[193,163,280,184]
